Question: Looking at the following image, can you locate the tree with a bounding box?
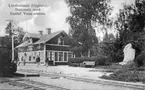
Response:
[5,21,25,60]
[114,0,145,64]
[103,32,115,43]
[66,0,112,57]
[5,21,25,47]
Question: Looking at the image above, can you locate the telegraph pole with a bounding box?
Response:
[6,20,15,62]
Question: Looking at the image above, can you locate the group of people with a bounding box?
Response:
[17,56,25,66]
[17,55,40,66]
[17,55,52,67]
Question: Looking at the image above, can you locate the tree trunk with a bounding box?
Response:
[80,52,83,57]
[88,49,90,57]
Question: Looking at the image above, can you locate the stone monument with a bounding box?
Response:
[119,43,135,65]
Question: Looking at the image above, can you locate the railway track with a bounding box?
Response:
[4,77,69,90]
[18,69,145,90]
[41,73,145,90]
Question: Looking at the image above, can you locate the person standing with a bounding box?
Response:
[24,53,27,66]
[23,58,26,66]
[17,58,21,66]
[21,56,24,66]
[36,56,40,67]
[45,58,49,67]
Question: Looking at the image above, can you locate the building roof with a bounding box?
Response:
[16,30,65,48]
[22,32,41,41]
[15,41,30,48]
[34,30,64,44]
[27,33,42,39]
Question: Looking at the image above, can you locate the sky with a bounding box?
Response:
[0,0,135,36]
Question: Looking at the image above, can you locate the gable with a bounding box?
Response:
[46,32,70,45]
[22,33,30,42]
[15,40,32,48]
[22,33,41,42]
[34,30,65,44]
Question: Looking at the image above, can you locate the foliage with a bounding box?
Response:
[0,36,12,50]
[0,36,18,61]
[5,22,25,60]
[14,27,26,44]
[111,50,124,63]
[5,22,25,46]
[0,47,11,76]
[66,0,112,57]
[101,64,145,83]
[117,0,145,46]
[103,32,115,43]
[97,33,123,63]
[100,0,145,83]
[68,55,110,66]
[95,55,111,65]
[135,49,145,67]
[113,0,145,63]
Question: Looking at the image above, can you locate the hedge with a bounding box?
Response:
[68,55,110,66]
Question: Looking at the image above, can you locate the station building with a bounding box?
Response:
[16,28,74,65]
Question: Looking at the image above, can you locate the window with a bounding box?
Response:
[28,46,33,51]
[55,52,58,61]
[52,52,54,61]
[50,52,52,61]
[64,52,67,61]
[68,53,72,60]
[58,36,64,45]
[59,52,63,61]
[37,45,41,49]
[28,40,31,43]
[29,56,31,61]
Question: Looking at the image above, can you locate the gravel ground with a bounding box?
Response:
[17,64,145,90]
[26,76,140,90]
[18,64,112,80]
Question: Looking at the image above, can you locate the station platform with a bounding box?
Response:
[14,71,40,77]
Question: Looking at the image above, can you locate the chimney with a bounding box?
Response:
[46,28,51,34]
[39,30,43,35]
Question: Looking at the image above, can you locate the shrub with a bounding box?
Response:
[68,55,110,66]
[0,47,16,77]
[0,47,11,76]
[134,49,145,67]
[101,64,145,83]
[111,50,124,63]
[69,63,80,67]
[94,55,110,65]
[109,70,140,82]
[68,57,90,63]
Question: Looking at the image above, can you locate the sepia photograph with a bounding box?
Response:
[0,0,145,90]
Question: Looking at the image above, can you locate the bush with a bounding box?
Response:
[0,47,16,77]
[68,55,110,66]
[111,50,124,63]
[107,70,141,82]
[69,63,80,67]
[101,64,145,83]
[134,49,145,67]
[94,55,110,65]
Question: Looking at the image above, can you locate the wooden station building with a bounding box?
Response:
[16,28,74,65]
